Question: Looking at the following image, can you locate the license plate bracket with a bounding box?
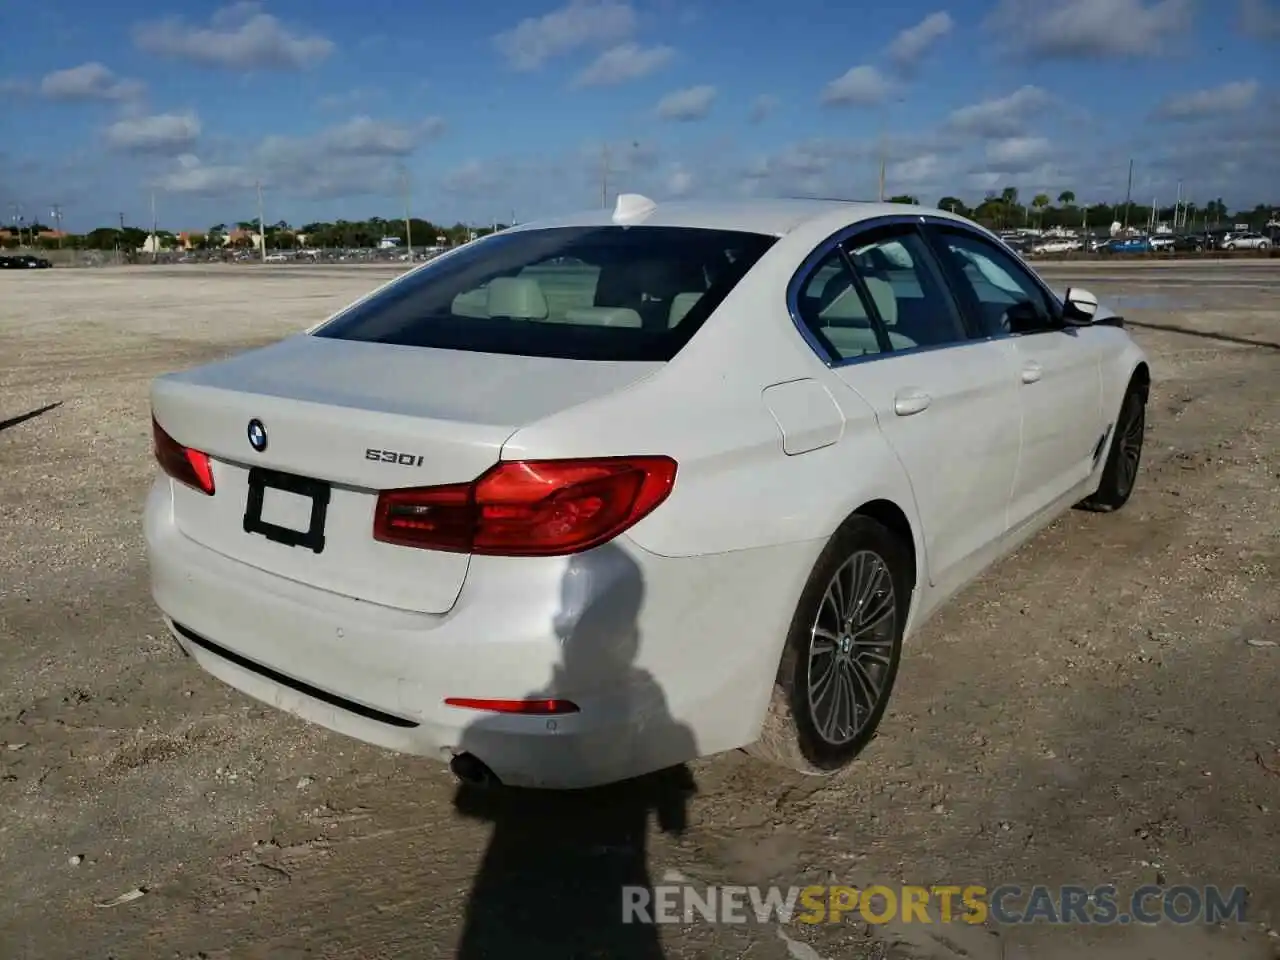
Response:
[243,467,330,554]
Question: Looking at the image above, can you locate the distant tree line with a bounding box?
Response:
[0,216,504,252]
[3,189,1276,252]
[887,189,1272,232]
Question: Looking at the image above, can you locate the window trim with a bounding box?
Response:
[921,223,1066,339]
[785,214,1068,369]
[793,248,873,363]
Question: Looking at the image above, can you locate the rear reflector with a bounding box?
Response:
[152,417,215,495]
[374,456,677,556]
[444,697,580,715]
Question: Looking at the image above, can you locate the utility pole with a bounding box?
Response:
[400,167,413,262]
[51,205,64,248]
[878,148,886,202]
[118,211,125,264]
[1174,180,1183,230]
[1122,158,1134,231]
[150,190,158,263]
[256,180,267,263]
[600,143,610,209]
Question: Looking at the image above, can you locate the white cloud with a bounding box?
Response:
[946,85,1052,138]
[655,85,716,121]
[153,154,254,196]
[318,115,444,156]
[494,0,636,70]
[889,153,947,186]
[134,2,335,70]
[666,164,695,197]
[984,136,1053,170]
[821,65,891,106]
[573,42,674,87]
[1154,81,1259,119]
[987,0,1195,59]
[153,115,445,199]
[748,94,779,123]
[40,63,144,101]
[886,11,954,67]
[105,112,202,154]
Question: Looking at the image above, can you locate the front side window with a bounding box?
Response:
[933,230,1058,336]
[314,226,776,362]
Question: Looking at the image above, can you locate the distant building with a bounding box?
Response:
[139,233,171,254]
[223,228,263,250]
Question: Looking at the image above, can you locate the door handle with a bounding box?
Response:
[893,390,932,416]
[1021,361,1043,384]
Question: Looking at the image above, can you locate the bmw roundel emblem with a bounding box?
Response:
[247,419,267,452]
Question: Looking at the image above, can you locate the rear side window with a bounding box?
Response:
[314,226,777,362]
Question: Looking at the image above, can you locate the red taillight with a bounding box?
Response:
[152,417,215,495]
[444,697,580,714]
[373,456,677,556]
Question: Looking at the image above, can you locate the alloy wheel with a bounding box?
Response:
[807,550,897,746]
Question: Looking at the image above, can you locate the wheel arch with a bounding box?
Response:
[839,498,918,592]
[1130,361,1151,403]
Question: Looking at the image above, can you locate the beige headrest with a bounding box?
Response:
[486,276,548,319]
[667,292,703,327]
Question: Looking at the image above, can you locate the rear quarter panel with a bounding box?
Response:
[499,230,926,574]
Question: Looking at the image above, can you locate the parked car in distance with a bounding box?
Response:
[1171,233,1208,252]
[145,196,1151,790]
[1099,236,1153,254]
[1222,231,1271,250]
[0,254,53,268]
[1030,238,1082,255]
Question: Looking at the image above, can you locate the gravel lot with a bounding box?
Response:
[1,262,1277,960]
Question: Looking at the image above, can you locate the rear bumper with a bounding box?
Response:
[144,478,821,788]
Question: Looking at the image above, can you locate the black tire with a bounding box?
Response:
[746,516,911,775]
[1080,383,1146,512]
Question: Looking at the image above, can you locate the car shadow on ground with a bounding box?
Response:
[0,400,62,433]
[1123,319,1280,351]
[450,544,699,959]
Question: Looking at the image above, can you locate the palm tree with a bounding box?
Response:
[999,187,1021,228]
[1032,194,1050,228]
[1057,190,1075,207]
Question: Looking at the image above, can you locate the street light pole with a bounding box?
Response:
[256,180,267,264]
[400,166,413,262]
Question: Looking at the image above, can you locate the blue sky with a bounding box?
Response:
[1,0,1276,232]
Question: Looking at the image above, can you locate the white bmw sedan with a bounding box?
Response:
[145,196,1149,789]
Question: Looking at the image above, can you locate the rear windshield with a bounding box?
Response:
[313,226,777,361]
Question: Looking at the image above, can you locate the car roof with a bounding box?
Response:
[502,196,971,239]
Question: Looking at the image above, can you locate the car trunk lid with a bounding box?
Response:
[151,334,662,613]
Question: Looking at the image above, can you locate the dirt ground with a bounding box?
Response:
[1,261,1277,960]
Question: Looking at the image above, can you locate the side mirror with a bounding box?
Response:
[1063,287,1099,324]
